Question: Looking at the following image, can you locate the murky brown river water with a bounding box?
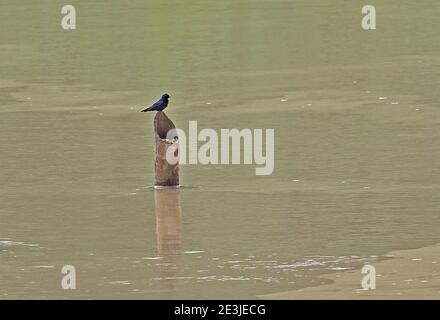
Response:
[1,0,440,299]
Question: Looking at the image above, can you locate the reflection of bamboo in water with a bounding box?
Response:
[154,188,182,257]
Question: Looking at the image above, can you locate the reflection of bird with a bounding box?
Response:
[141,94,170,112]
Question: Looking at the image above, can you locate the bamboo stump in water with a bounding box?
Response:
[154,112,179,187]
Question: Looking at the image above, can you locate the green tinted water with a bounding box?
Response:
[1,0,440,298]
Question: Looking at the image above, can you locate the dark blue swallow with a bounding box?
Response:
[141,94,170,112]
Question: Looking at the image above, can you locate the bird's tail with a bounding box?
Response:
[141,106,153,112]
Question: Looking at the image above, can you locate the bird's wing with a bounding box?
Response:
[151,100,163,108]
[141,98,164,112]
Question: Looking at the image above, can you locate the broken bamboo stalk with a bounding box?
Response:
[154,111,179,187]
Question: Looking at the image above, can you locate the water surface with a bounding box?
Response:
[1,0,440,298]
